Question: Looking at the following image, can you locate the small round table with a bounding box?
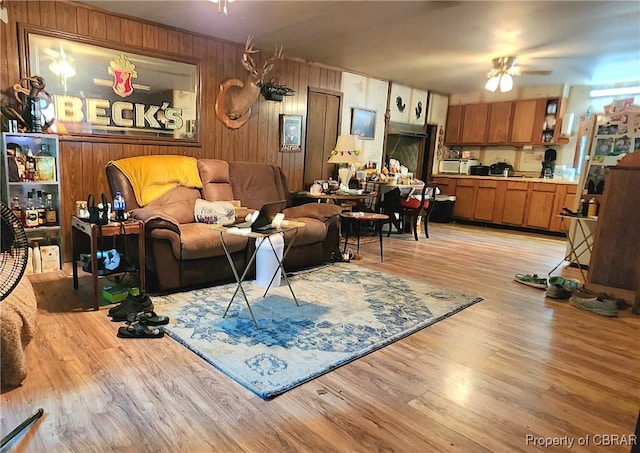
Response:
[340,212,389,262]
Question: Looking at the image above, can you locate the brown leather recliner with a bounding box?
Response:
[106,157,341,293]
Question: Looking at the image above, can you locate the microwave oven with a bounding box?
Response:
[439,159,461,174]
[460,159,479,175]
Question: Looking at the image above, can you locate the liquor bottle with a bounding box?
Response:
[26,149,37,181]
[36,190,46,226]
[28,97,42,133]
[45,193,57,226]
[113,191,126,221]
[10,196,23,224]
[25,191,39,228]
[17,147,27,181]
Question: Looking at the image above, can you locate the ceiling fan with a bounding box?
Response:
[485,56,551,92]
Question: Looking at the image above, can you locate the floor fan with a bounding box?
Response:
[0,201,44,447]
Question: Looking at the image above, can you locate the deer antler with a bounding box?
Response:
[262,44,284,79]
[241,35,260,73]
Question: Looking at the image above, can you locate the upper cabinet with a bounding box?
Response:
[460,104,488,144]
[510,99,538,143]
[486,101,513,144]
[444,105,464,144]
[445,97,563,146]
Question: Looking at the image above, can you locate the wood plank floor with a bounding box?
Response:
[2,223,639,452]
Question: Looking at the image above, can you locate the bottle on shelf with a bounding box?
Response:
[25,191,39,228]
[10,196,23,224]
[26,148,37,181]
[45,193,57,226]
[37,190,46,226]
[17,147,27,181]
[113,191,126,221]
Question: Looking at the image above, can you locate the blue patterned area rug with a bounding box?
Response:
[151,264,482,400]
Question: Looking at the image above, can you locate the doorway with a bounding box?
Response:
[304,88,342,190]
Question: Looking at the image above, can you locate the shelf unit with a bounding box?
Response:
[2,132,62,270]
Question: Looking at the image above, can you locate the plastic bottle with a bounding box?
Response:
[32,242,42,273]
[113,191,126,221]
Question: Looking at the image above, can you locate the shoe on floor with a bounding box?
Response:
[117,321,164,338]
[110,293,154,322]
[548,276,582,291]
[546,284,572,299]
[514,273,547,289]
[570,295,618,317]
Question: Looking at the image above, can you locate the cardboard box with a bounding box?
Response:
[40,245,61,272]
[101,286,131,303]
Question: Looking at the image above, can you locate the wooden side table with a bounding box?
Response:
[71,217,145,310]
[340,212,389,262]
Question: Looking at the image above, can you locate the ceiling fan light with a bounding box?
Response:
[485,76,499,92]
[49,60,76,78]
[499,74,513,92]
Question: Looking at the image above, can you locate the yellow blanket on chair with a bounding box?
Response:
[111,155,203,206]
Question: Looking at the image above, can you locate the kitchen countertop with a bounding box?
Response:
[433,174,578,185]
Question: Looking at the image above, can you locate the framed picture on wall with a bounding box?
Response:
[350,108,376,140]
[280,114,302,151]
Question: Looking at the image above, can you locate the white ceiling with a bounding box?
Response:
[81,0,640,95]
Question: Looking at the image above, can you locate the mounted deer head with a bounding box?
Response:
[215,36,284,129]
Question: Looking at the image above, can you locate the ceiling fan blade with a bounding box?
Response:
[520,69,552,76]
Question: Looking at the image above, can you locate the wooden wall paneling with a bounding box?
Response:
[166,29,180,54]
[60,141,83,259]
[105,14,121,42]
[5,1,22,85]
[0,16,8,95]
[55,1,77,33]
[39,1,57,30]
[75,6,88,36]
[122,18,143,47]
[143,23,160,50]
[26,1,42,26]
[87,9,107,39]
[309,66,321,89]
[156,26,168,52]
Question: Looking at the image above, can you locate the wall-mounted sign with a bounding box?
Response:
[20,25,200,145]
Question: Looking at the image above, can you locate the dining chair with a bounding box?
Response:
[383,183,439,241]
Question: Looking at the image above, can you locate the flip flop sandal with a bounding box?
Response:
[514,273,547,289]
[126,310,170,326]
[117,322,164,339]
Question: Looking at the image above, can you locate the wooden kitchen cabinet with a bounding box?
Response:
[431,176,455,195]
[549,184,578,232]
[473,180,498,221]
[444,105,464,144]
[486,101,513,144]
[525,183,556,229]
[510,99,538,143]
[453,179,477,219]
[500,181,529,225]
[460,103,488,144]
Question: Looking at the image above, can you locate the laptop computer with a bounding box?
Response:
[234,200,287,232]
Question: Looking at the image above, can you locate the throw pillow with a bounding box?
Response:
[194,199,236,225]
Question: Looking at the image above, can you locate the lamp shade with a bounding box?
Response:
[327,135,365,164]
[499,74,513,92]
[485,76,499,92]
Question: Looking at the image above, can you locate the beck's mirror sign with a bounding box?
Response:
[23,28,199,143]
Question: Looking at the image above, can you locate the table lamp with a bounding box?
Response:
[327,134,365,190]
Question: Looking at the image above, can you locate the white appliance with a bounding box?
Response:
[438,159,461,174]
[460,159,479,175]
